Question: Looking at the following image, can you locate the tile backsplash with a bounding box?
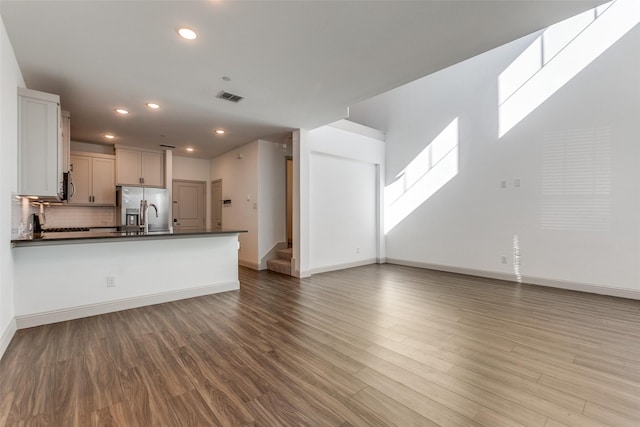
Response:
[11,193,116,238]
[44,205,115,228]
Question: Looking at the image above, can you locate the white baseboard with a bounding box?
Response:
[386,258,515,282]
[385,259,640,300]
[15,281,240,329]
[310,258,377,275]
[0,318,17,361]
[293,268,311,278]
[521,275,640,300]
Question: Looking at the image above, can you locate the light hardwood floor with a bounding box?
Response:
[1,264,640,426]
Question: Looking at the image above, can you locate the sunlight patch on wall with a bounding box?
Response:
[498,0,639,137]
[384,118,458,233]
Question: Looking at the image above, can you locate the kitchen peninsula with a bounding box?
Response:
[11,229,246,328]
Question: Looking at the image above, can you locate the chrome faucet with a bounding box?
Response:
[139,200,158,233]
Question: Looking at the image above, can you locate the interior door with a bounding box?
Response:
[172,180,206,232]
[211,179,222,230]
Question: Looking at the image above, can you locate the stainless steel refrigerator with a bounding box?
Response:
[116,186,170,232]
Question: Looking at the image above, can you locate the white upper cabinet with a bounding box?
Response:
[140,151,164,187]
[18,88,61,198]
[68,152,115,206]
[116,146,164,187]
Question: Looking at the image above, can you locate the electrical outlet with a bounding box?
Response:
[501,256,508,264]
[356,247,360,254]
[514,178,521,187]
[500,180,507,189]
[106,276,116,287]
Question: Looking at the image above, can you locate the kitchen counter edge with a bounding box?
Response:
[11,229,248,247]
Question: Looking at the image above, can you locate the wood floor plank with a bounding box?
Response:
[90,401,139,427]
[445,366,600,427]
[247,391,316,426]
[84,340,125,411]
[118,365,172,426]
[353,366,484,426]
[1,264,640,426]
[544,419,571,427]
[352,386,435,427]
[582,401,640,427]
[164,389,222,426]
[194,381,256,426]
[538,374,640,421]
[0,393,13,427]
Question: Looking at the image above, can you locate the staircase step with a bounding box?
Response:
[276,248,293,260]
[267,258,291,275]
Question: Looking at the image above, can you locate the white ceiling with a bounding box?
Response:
[1,0,602,159]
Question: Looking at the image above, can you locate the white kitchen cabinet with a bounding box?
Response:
[69,152,115,205]
[18,88,61,198]
[116,146,164,187]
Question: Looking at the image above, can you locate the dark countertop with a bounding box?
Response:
[11,228,247,247]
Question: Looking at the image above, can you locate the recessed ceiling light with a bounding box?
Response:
[215,129,225,135]
[115,108,129,115]
[177,27,197,40]
[104,134,115,139]
[186,147,194,152]
[146,103,160,109]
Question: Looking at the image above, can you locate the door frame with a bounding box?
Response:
[211,179,223,230]
[285,157,293,247]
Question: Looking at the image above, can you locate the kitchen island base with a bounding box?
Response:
[13,233,241,328]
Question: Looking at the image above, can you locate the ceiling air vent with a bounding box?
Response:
[217,91,244,103]
[159,144,176,149]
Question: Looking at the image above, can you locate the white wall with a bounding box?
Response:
[0,13,25,357]
[257,140,286,267]
[351,17,640,297]
[70,140,114,155]
[173,155,211,182]
[210,141,260,268]
[173,155,211,227]
[306,121,385,274]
